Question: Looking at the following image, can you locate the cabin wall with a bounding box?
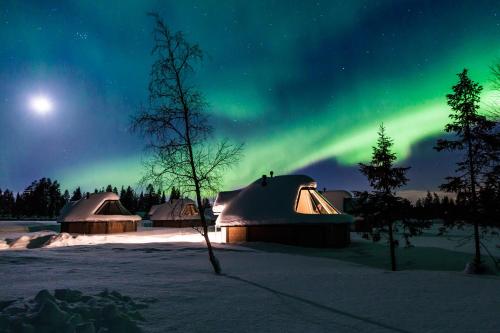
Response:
[152,219,205,228]
[60,221,138,234]
[226,226,247,242]
[225,224,350,248]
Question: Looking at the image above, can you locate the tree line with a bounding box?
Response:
[0,179,184,219]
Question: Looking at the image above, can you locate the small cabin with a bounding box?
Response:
[150,199,212,228]
[58,192,141,234]
[216,175,354,248]
[148,204,161,219]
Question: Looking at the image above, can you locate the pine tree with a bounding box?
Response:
[62,190,70,204]
[48,180,62,217]
[105,185,113,193]
[358,124,411,271]
[169,186,180,202]
[434,69,497,271]
[121,186,136,213]
[137,191,145,212]
[0,188,4,216]
[14,193,23,217]
[71,187,82,201]
[119,186,126,201]
[1,189,15,217]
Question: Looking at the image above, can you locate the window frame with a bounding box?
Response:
[94,200,133,216]
[295,187,339,215]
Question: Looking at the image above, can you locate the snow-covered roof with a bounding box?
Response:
[148,204,161,217]
[217,175,354,227]
[150,199,200,221]
[212,190,242,215]
[58,192,141,223]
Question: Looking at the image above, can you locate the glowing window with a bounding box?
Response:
[295,188,339,215]
[182,204,198,216]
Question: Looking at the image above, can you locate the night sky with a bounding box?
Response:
[0,0,499,194]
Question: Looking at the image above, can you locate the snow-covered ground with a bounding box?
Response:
[0,223,499,332]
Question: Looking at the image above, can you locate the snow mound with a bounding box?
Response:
[0,228,215,250]
[0,289,155,333]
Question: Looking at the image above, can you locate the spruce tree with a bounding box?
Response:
[0,189,4,216]
[169,186,180,202]
[62,190,70,204]
[434,69,497,271]
[71,187,82,201]
[14,193,23,217]
[358,124,411,271]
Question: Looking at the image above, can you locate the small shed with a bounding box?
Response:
[57,192,141,234]
[150,199,211,228]
[216,175,354,248]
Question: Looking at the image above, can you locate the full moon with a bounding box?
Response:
[29,95,53,115]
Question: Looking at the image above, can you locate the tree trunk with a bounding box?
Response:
[195,184,221,275]
[174,65,221,275]
[466,125,481,267]
[388,220,397,271]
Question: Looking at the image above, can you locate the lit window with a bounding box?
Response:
[182,204,198,216]
[295,188,339,215]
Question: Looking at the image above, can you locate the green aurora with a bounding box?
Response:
[0,1,498,193]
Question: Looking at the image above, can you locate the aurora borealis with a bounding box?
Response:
[0,1,499,194]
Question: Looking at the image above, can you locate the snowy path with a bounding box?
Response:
[1,234,499,332]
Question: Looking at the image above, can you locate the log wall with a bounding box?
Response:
[152,219,203,228]
[60,221,138,234]
[226,224,350,248]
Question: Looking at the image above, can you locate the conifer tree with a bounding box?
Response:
[434,69,497,271]
[71,187,82,201]
[62,190,70,204]
[358,124,411,271]
[14,193,23,217]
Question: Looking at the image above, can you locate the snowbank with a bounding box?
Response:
[0,288,154,332]
[0,228,216,250]
[1,240,499,332]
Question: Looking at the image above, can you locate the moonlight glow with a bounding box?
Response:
[29,95,53,115]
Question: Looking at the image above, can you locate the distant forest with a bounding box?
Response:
[0,176,464,221]
[0,177,183,219]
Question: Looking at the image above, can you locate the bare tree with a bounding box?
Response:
[133,13,243,274]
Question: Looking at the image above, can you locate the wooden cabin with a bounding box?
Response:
[216,175,354,248]
[57,192,141,234]
[150,199,212,228]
